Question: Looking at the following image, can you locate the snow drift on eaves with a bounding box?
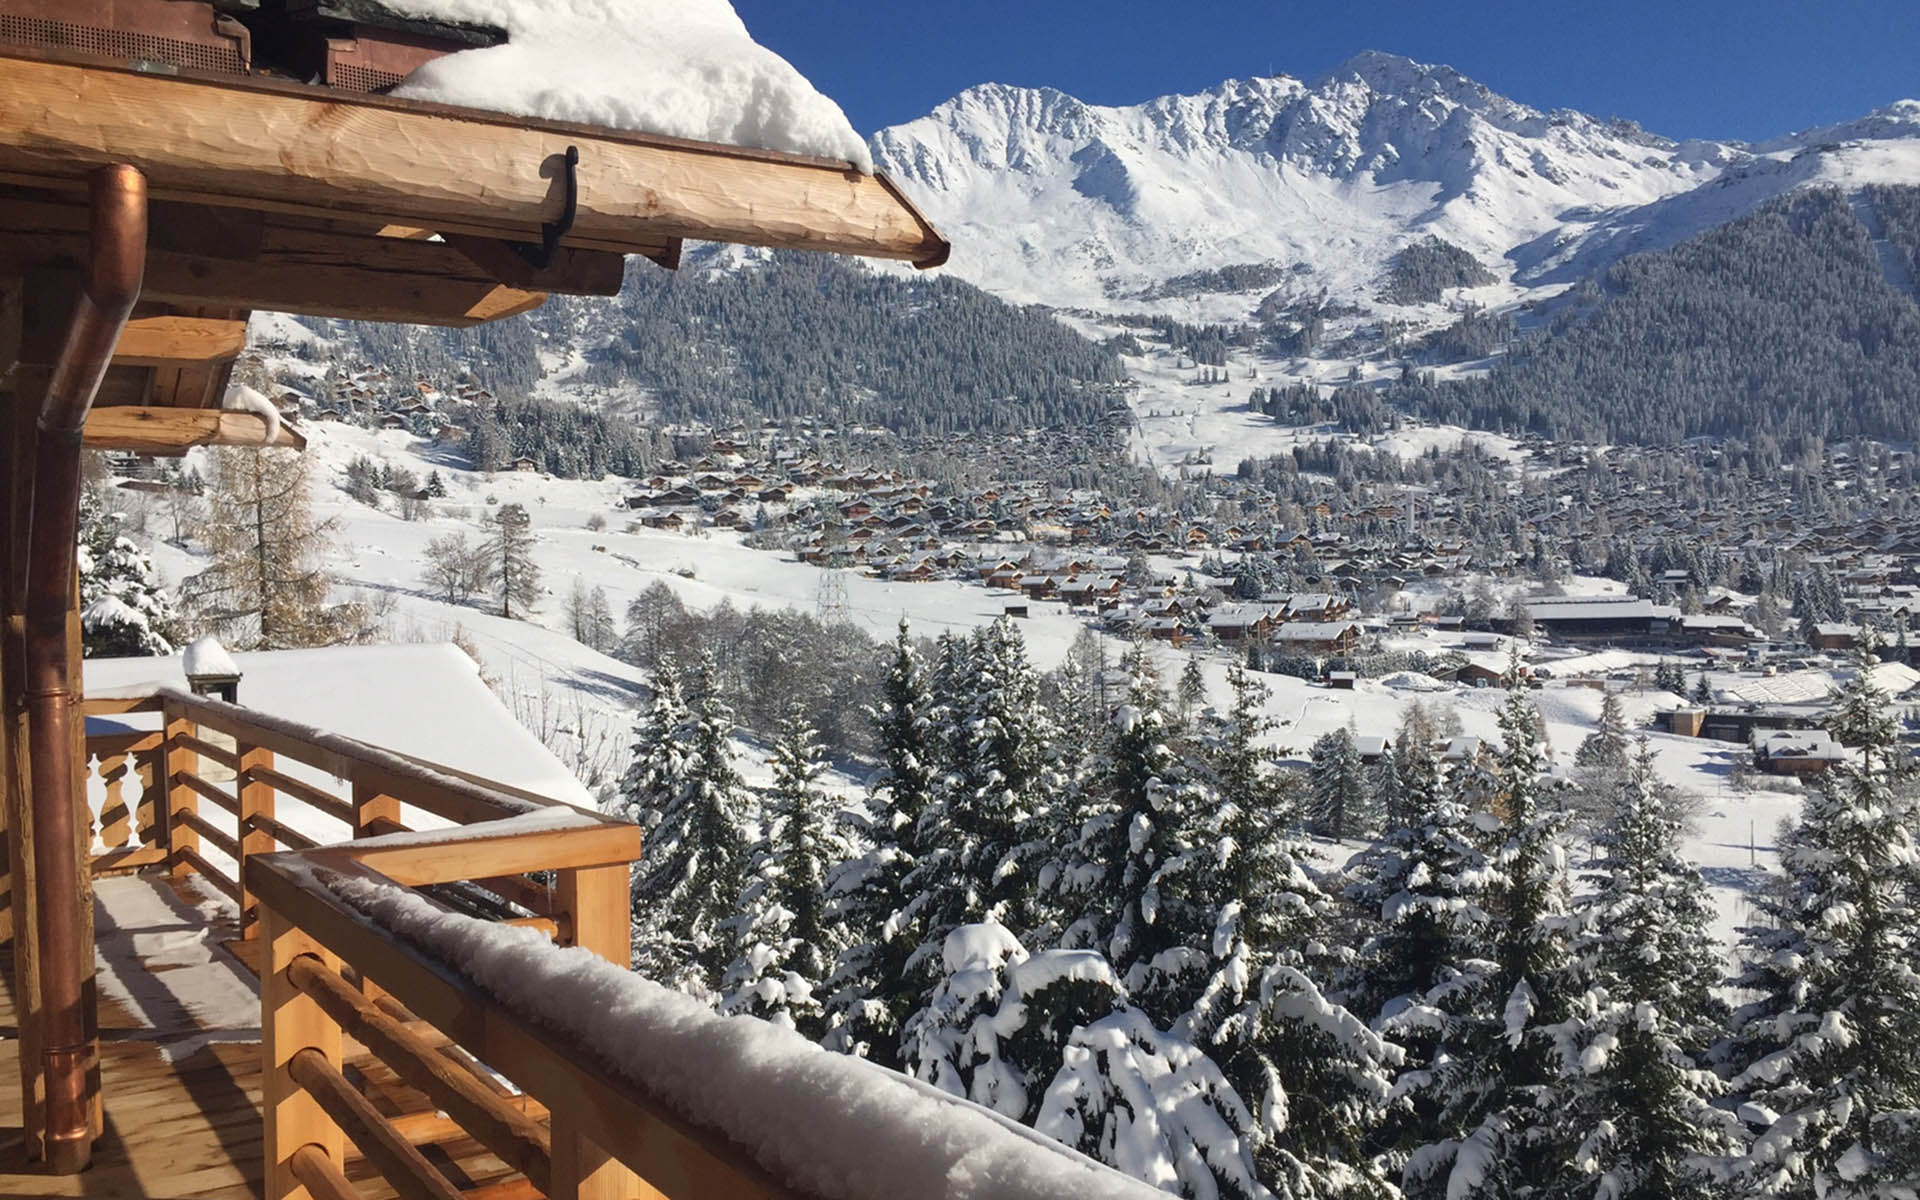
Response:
[382,0,873,170]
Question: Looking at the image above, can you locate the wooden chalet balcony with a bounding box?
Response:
[3,687,1140,1200]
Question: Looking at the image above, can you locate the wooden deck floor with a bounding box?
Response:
[0,874,529,1198]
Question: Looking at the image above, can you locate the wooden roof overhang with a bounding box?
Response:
[0,42,949,451]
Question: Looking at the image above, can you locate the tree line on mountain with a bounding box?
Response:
[1377,186,1920,444]
[572,252,1127,436]
[618,618,1920,1199]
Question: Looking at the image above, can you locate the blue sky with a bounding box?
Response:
[733,0,1919,142]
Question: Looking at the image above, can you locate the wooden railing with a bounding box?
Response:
[79,686,665,1199]
[81,687,1140,1200]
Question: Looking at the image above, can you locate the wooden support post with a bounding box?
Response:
[551,863,646,1200]
[163,702,200,880]
[263,904,344,1200]
[237,741,275,939]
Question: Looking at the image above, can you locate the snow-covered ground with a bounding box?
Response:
[111,420,1841,968]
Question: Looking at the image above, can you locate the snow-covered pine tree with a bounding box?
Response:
[1038,1007,1276,1200]
[1573,691,1630,773]
[1058,645,1215,1026]
[1404,676,1579,1200]
[1186,664,1403,1198]
[824,623,940,1066]
[901,922,1127,1126]
[1725,654,1920,1197]
[1343,731,1499,1175]
[1307,726,1372,840]
[624,652,752,994]
[77,486,180,657]
[1178,653,1208,718]
[917,618,1060,938]
[1550,742,1741,1199]
[723,707,842,1037]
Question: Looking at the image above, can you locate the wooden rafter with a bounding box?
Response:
[0,196,591,328]
[0,47,950,268]
[110,316,247,366]
[81,408,305,453]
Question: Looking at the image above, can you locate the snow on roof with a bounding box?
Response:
[1717,669,1839,706]
[1863,660,1920,697]
[384,0,873,169]
[84,643,592,807]
[1273,620,1358,639]
[1524,596,1667,622]
[331,873,1164,1200]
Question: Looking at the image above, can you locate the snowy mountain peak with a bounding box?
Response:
[870,56,1920,318]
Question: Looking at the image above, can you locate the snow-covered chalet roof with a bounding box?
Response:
[84,643,592,807]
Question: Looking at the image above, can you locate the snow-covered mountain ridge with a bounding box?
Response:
[869,52,1920,317]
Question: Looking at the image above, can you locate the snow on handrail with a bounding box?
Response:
[323,868,1163,1200]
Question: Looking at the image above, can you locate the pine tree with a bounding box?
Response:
[1344,738,1498,1171]
[825,623,938,1066]
[916,618,1059,938]
[77,486,180,657]
[1058,646,1214,1025]
[564,579,617,652]
[424,469,447,498]
[1574,691,1631,773]
[903,922,1130,1127]
[1550,743,1742,1198]
[624,653,751,994]
[723,708,841,1036]
[1404,678,1579,1200]
[1725,656,1920,1197]
[1691,672,1714,705]
[1188,665,1402,1197]
[188,447,346,648]
[1178,653,1208,718]
[1308,727,1372,840]
[488,503,541,618]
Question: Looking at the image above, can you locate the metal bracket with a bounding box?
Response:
[515,145,579,270]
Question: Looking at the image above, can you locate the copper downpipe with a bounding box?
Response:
[22,164,147,1173]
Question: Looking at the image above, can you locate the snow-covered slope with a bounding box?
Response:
[871,53,1920,316]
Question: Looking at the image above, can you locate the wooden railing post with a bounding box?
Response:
[132,737,159,855]
[352,776,399,840]
[552,863,645,1200]
[237,740,274,939]
[262,903,343,1200]
[162,701,199,880]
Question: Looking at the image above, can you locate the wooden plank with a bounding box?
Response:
[84,407,306,452]
[264,904,344,1200]
[176,849,240,903]
[89,844,168,875]
[175,734,240,771]
[111,315,248,366]
[352,824,643,889]
[0,50,949,268]
[178,770,242,819]
[179,810,241,861]
[80,693,165,715]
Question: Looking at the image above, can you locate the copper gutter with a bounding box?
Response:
[22,164,147,1173]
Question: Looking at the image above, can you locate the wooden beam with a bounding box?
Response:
[0,197,554,328]
[82,407,305,452]
[0,48,950,268]
[110,315,247,366]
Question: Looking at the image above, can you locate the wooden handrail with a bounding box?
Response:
[288,954,553,1194]
[177,810,239,861]
[174,732,239,770]
[289,1047,465,1200]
